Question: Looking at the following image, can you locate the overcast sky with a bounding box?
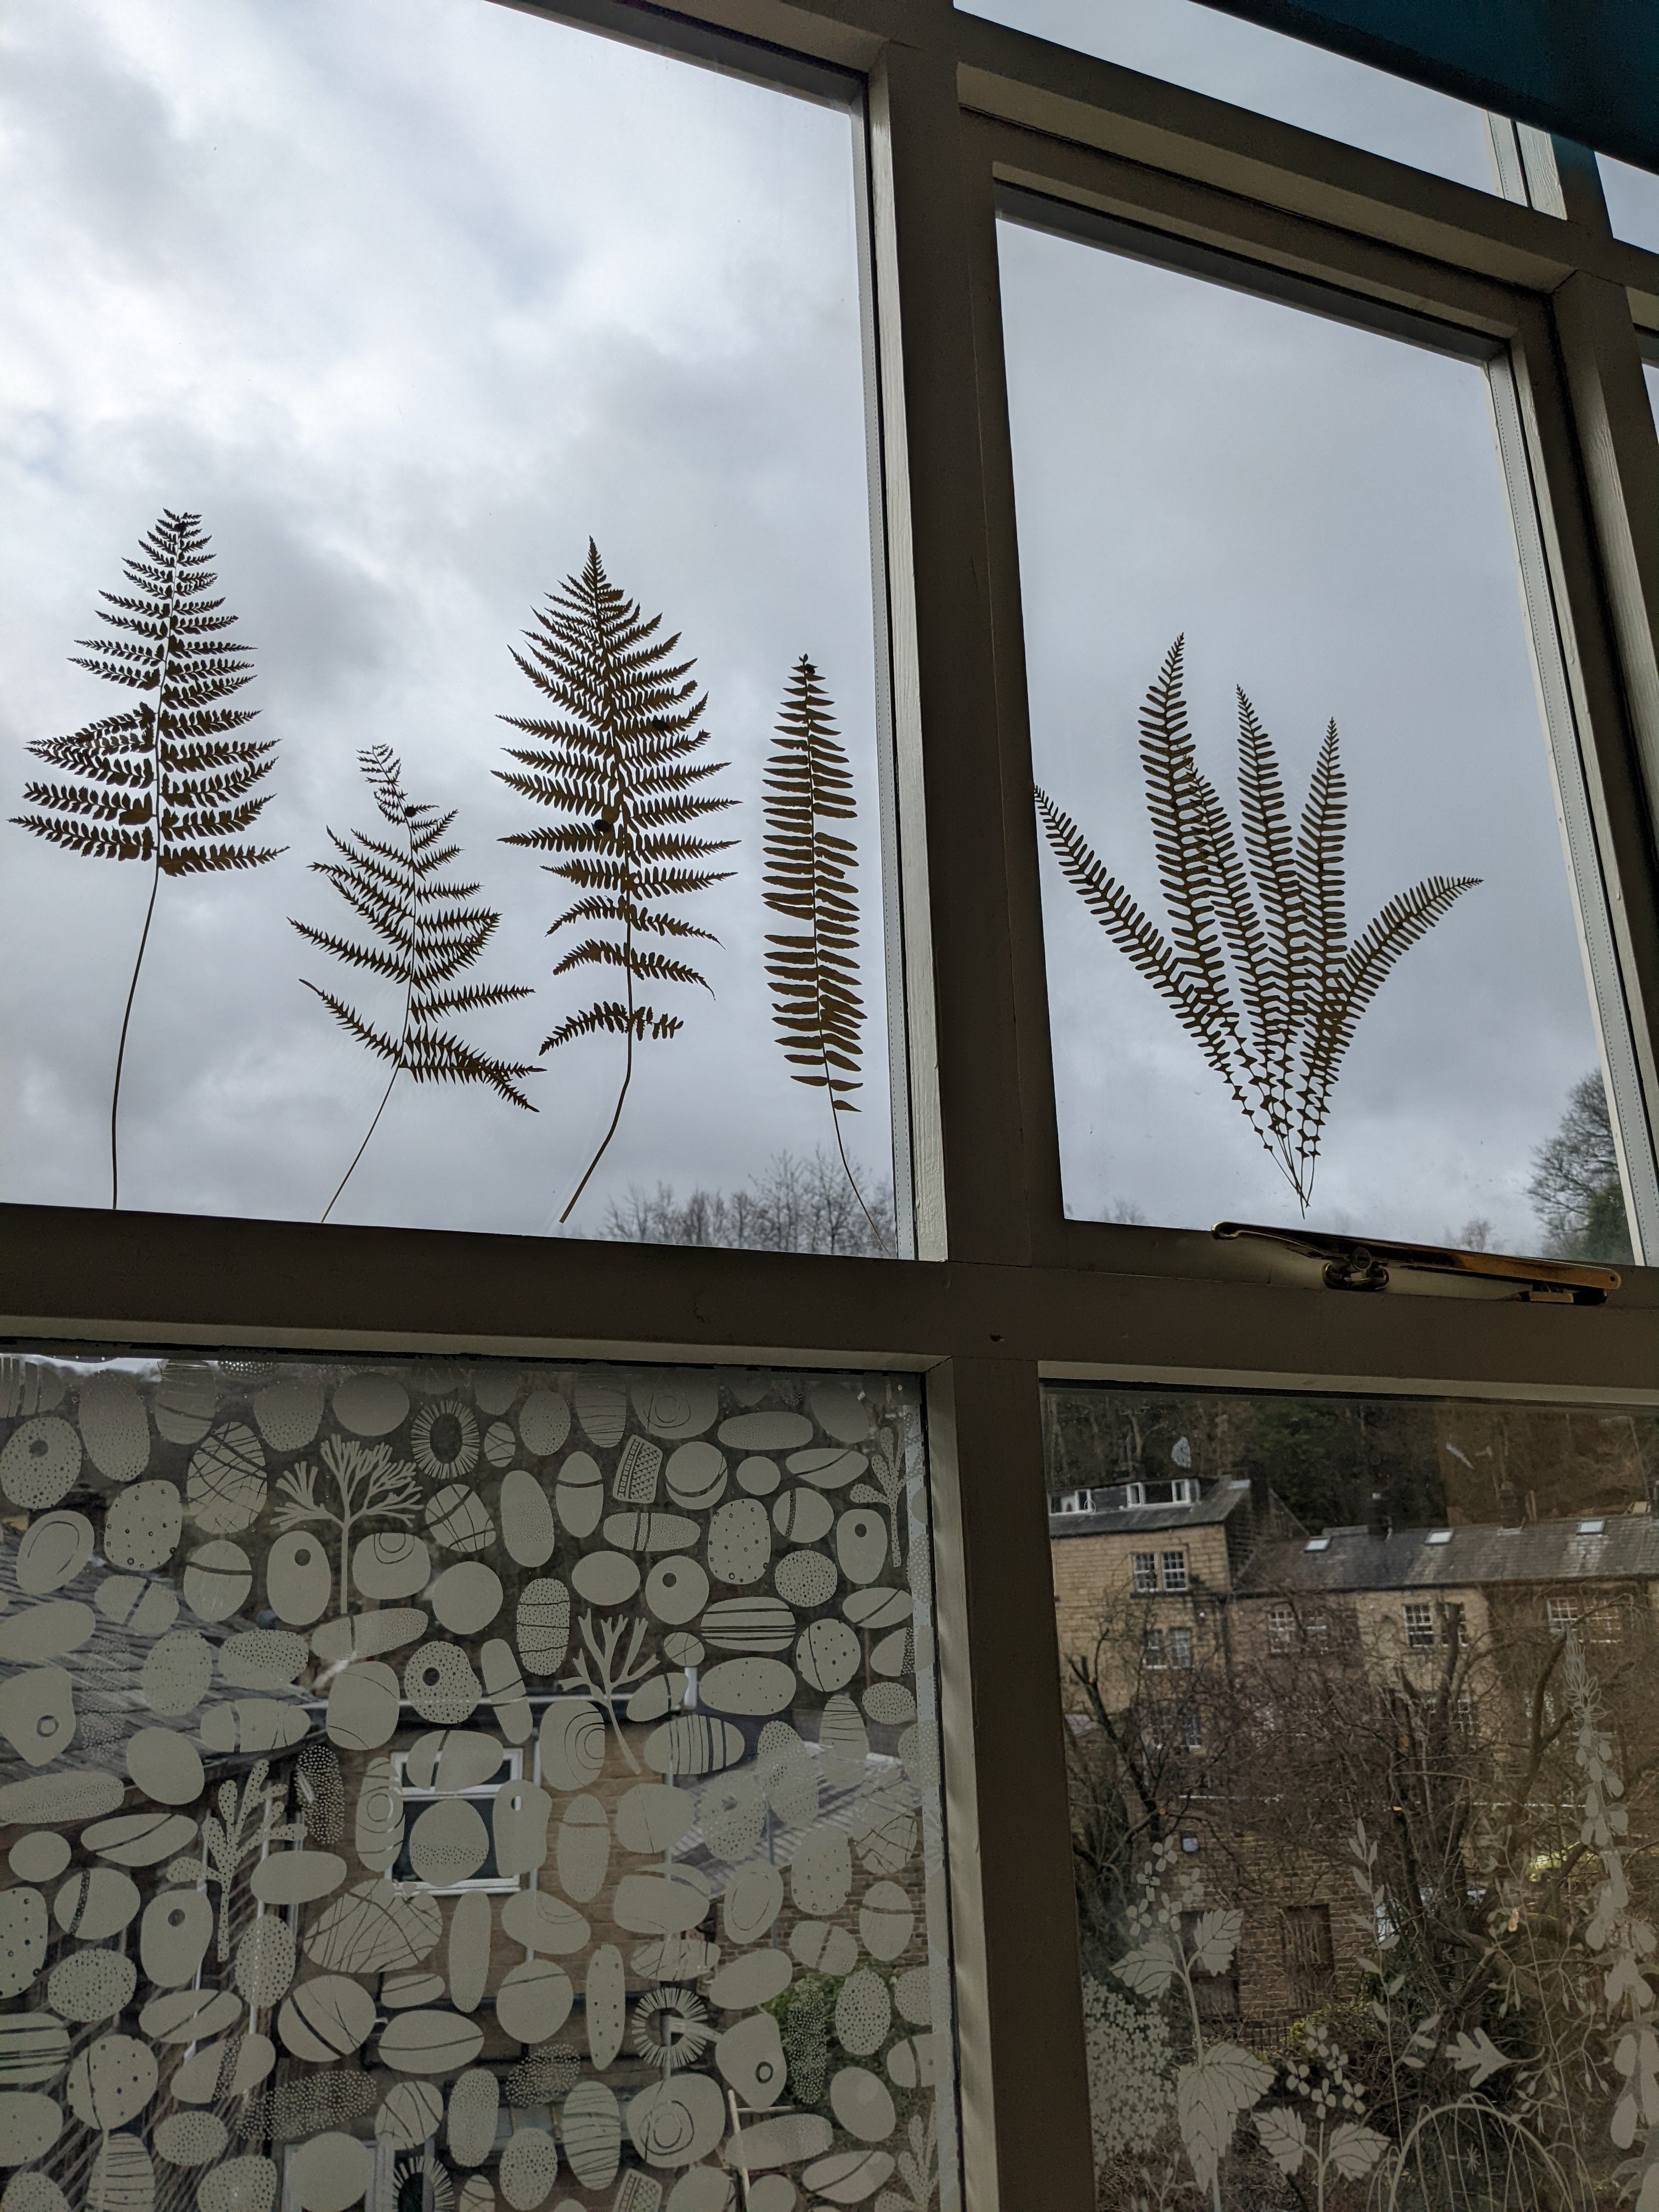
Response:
[0,0,1646,1257]
[0,0,890,1243]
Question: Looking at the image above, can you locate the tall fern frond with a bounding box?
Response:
[11,510,280,1206]
[761,655,890,1254]
[293,744,537,1222]
[495,540,737,1223]
[1036,637,1480,1211]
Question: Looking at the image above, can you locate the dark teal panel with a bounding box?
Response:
[1198,0,1658,174]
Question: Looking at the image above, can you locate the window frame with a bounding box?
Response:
[4,6,1659,2211]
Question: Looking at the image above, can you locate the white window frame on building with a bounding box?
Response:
[1403,1600,1437,1648]
[4,4,1659,2208]
[1160,1549,1190,1592]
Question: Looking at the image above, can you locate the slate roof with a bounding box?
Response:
[1048,1480,1255,1538]
[1237,1514,1659,1596]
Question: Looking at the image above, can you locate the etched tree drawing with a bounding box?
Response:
[272,1435,421,1614]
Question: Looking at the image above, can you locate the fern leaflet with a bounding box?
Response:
[495,540,736,1223]
[293,744,537,1221]
[1036,637,1479,1211]
[11,510,280,1206]
[762,655,889,1252]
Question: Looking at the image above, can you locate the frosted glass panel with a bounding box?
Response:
[1002,217,1623,1255]
[0,1349,952,2212]
[1045,1379,1659,2209]
[0,0,898,1254]
[964,0,1495,191]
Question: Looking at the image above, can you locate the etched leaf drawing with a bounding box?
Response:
[1176,2041,1274,2195]
[495,541,737,1222]
[1035,635,1480,1210]
[292,742,537,1221]
[12,510,280,1207]
[762,654,888,1250]
[1254,2101,1309,2177]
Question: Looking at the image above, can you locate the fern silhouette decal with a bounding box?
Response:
[762,655,889,1252]
[12,509,280,1206]
[495,541,737,1223]
[293,744,537,1222]
[1035,636,1479,1211]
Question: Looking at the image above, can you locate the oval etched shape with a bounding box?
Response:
[250,1851,347,1908]
[643,1555,707,1626]
[708,1949,792,2010]
[554,1453,604,1538]
[499,1469,556,1568]
[585,1944,625,2072]
[560,2084,621,2191]
[219,1629,306,1692]
[139,1889,211,1988]
[8,1836,67,1885]
[431,1563,503,1636]
[0,1667,72,1769]
[628,2074,726,2169]
[796,1618,860,1694]
[571,1551,639,1607]
[721,1863,784,1946]
[539,1700,605,1793]
[833,1970,891,2058]
[0,1600,93,1663]
[736,1457,780,1498]
[66,2034,157,2131]
[707,1499,770,1586]
[16,1515,93,1596]
[481,1641,533,1743]
[557,1797,610,1904]
[492,1782,551,1882]
[448,1889,492,2016]
[328,1662,402,1753]
[185,1425,265,1534]
[573,1377,627,1450]
[154,2111,228,2168]
[105,1483,182,1573]
[633,1373,718,1441]
[138,1989,241,2046]
[447,2069,499,2169]
[718,1412,813,1453]
[808,1383,872,1444]
[425,1484,493,1555]
[494,1959,573,2045]
[200,1699,307,1759]
[602,1511,698,1555]
[154,1370,221,1447]
[0,2092,62,2168]
[663,1442,726,1511]
[303,1884,441,1978]
[723,2115,832,2173]
[803,2149,895,2203]
[499,1889,589,1957]
[642,1716,745,1779]
[265,1532,332,1625]
[142,1629,212,1718]
[517,1391,571,1459]
[351,1531,431,1601]
[354,1756,405,1876]
[332,1372,409,1437]
[182,1541,252,1624]
[515,1578,569,1678]
[198,2157,276,2212]
[773,1550,837,1611]
[835,1510,887,1586]
[698,1657,795,1718]
[126,1728,203,1807]
[701,1596,796,1652]
[0,1892,46,2000]
[78,1372,151,1482]
[234,1917,296,2008]
[379,2011,484,2076]
[786,1446,869,1491]
[402,1644,481,1728]
[772,1488,834,1544]
[715,2014,786,2110]
[499,2131,560,2212]
[286,2132,370,2212]
[791,1825,852,1916]
[483,1421,516,1471]
[276,1977,377,2063]
[614,1784,696,1855]
[94,1577,177,1638]
[48,1949,134,2024]
[409,1800,489,1889]
[859,1881,914,1961]
[84,1811,196,1868]
[253,1376,324,1452]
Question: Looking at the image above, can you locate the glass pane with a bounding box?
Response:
[963,0,1496,191]
[1045,1378,1659,2209]
[1001,218,1625,1256]
[1599,155,1659,250]
[0,1347,953,2212]
[0,0,900,1256]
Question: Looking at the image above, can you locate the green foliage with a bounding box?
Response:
[495,540,736,1220]
[1035,636,1479,1211]
[765,1969,844,2109]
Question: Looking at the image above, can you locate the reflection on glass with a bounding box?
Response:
[0,0,897,1254]
[1046,1381,1659,2209]
[1001,221,1620,1252]
[1599,157,1659,251]
[963,0,1495,190]
[0,1348,953,2212]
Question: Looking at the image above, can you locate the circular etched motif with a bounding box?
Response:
[65,2034,157,2131]
[277,1977,377,2063]
[375,2081,444,2148]
[181,1541,252,1623]
[0,2092,61,2169]
[0,1420,80,1511]
[105,1483,183,1573]
[499,2131,560,2212]
[197,2157,276,2212]
[286,2133,370,2212]
[403,1644,481,1727]
[431,1562,503,1635]
[126,1728,204,1808]
[795,1617,861,1694]
[644,1556,708,1626]
[184,1425,265,1534]
[410,1799,489,1888]
[773,1549,837,1610]
[7,1835,67,1886]
[351,1531,430,1600]
[15,1514,93,1596]
[332,1373,409,1437]
[153,2112,228,2168]
[47,1948,136,2024]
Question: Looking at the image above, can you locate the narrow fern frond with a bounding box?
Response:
[495,540,737,1222]
[293,744,538,1222]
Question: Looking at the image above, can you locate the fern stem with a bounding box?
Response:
[561,959,634,1225]
[321,1065,399,1226]
[109,853,160,1210]
[321,792,419,1226]
[829,1102,890,1257]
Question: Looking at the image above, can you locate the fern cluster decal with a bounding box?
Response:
[494,540,737,1223]
[292,743,537,1221]
[762,654,888,1252]
[1036,636,1479,1211]
[12,509,280,1206]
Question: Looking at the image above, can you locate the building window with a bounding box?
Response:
[1171,1478,1200,1505]
[1124,1480,1147,1506]
[1160,1550,1189,1592]
[1133,1551,1158,1594]
[391,1744,526,1894]
[1282,1905,1337,2011]
[1169,1626,1194,1669]
[1403,1602,1435,1649]
[1182,1707,1203,1750]
[1143,1628,1166,1668]
[1547,1597,1578,1638]
[1053,1489,1091,1515]
[1267,1602,1295,1651]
